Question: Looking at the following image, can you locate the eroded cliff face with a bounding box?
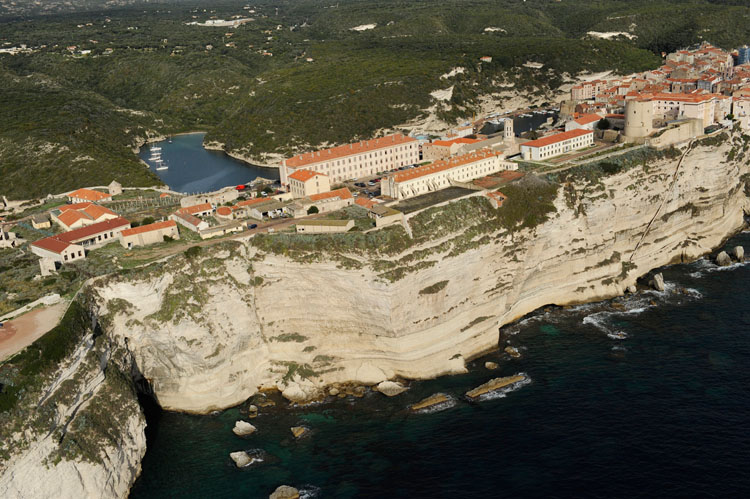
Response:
[94,136,750,413]
[0,302,146,499]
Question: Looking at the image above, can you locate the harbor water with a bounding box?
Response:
[138,133,279,194]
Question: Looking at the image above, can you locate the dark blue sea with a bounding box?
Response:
[130,232,750,498]
[138,133,279,194]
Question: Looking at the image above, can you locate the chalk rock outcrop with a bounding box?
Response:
[376,380,408,396]
[716,251,732,267]
[733,246,744,262]
[233,421,257,436]
[484,361,499,370]
[230,451,253,468]
[650,273,665,291]
[270,485,300,499]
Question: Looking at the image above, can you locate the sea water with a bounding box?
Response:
[130,232,750,498]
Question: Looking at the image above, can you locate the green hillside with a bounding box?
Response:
[1,0,748,199]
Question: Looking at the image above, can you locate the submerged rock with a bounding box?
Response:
[247,405,258,418]
[504,346,521,358]
[484,361,499,370]
[230,451,256,468]
[717,251,732,267]
[649,273,665,291]
[270,485,300,499]
[376,381,408,396]
[233,420,256,437]
[290,426,309,439]
[410,393,450,412]
[465,374,525,400]
[733,246,744,262]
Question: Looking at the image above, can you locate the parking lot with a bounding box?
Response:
[341,163,424,200]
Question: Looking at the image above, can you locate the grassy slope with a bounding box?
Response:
[1,0,748,198]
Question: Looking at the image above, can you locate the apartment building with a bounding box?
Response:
[281,133,419,187]
[520,129,594,161]
[381,149,517,200]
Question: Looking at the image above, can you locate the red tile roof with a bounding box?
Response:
[67,188,112,202]
[309,187,353,202]
[121,220,177,237]
[177,203,212,215]
[289,170,326,182]
[57,210,90,228]
[173,212,203,227]
[391,149,502,183]
[31,237,73,255]
[522,129,593,148]
[429,138,480,147]
[355,197,378,209]
[216,206,233,216]
[32,217,130,253]
[573,113,603,126]
[285,134,417,168]
[57,217,131,243]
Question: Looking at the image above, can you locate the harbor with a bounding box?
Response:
[138,133,280,194]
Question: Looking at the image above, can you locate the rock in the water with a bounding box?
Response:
[376,380,408,397]
[247,405,258,418]
[233,420,256,437]
[270,485,300,499]
[328,387,340,396]
[290,426,309,439]
[410,393,451,412]
[649,273,665,291]
[230,451,253,468]
[716,251,732,267]
[352,386,366,398]
[484,361,499,370]
[627,285,637,294]
[465,374,526,399]
[504,346,521,358]
[733,246,744,262]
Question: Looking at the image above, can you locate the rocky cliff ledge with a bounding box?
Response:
[88,132,750,413]
[0,301,146,498]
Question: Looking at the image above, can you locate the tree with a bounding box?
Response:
[307,205,319,214]
[597,118,611,130]
[141,216,155,225]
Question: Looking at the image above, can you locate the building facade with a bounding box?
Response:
[382,149,517,200]
[119,220,180,248]
[281,134,419,187]
[288,170,331,198]
[295,220,354,233]
[520,129,594,161]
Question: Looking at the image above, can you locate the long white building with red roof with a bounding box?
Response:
[281,133,419,187]
[382,149,516,200]
[520,129,594,161]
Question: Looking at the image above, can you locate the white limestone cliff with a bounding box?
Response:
[94,136,750,414]
[0,306,147,499]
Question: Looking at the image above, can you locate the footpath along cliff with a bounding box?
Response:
[1,132,749,498]
[93,132,750,413]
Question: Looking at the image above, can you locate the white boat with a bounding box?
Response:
[149,154,161,161]
[150,146,162,152]
[156,166,169,171]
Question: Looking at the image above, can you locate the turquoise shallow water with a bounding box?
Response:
[130,232,750,498]
[138,133,279,194]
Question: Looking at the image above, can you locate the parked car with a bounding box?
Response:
[248,223,258,229]
[368,181,376,186]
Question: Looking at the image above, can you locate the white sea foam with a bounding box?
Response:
[300,485,322,498]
